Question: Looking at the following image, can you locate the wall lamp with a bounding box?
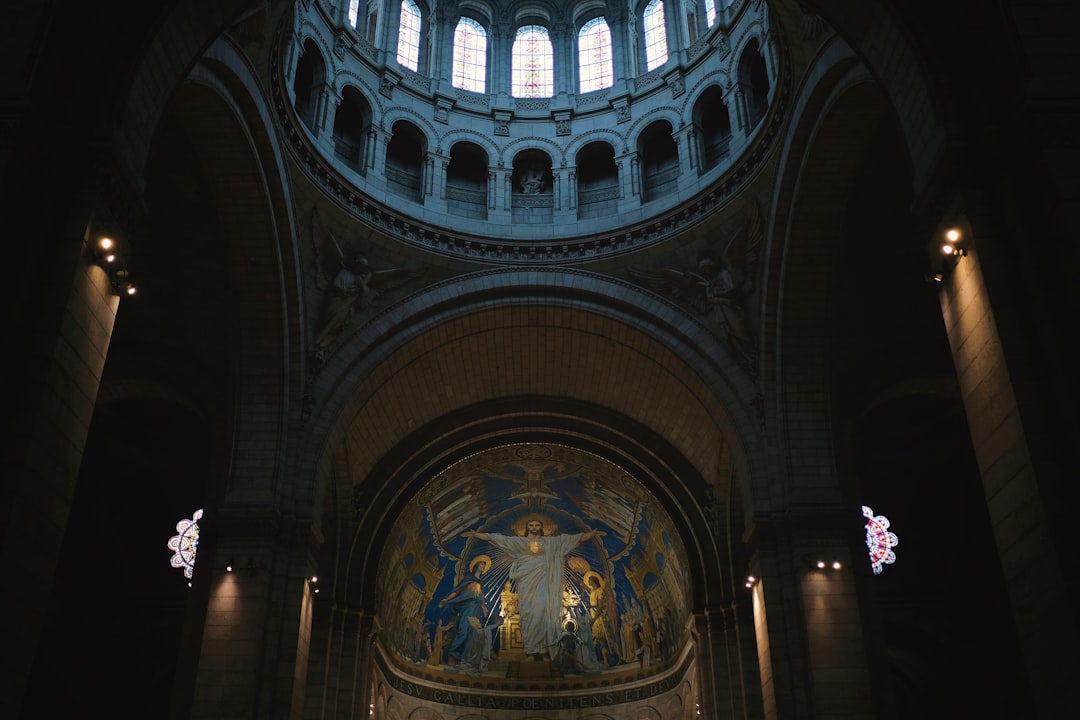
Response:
[308,576,320,593]
[92,236,138,296]
[925,227,968,284]
[744,574,758,589]
[225,558,264,574]
[814,558,842,571]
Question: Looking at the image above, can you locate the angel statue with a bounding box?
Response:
[627,202,762,374]
[311,209,426,362]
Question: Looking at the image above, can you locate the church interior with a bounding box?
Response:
[2,1,1078,718]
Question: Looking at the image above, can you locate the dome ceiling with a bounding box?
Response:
[277,0,787,262]
[377,442,692,686]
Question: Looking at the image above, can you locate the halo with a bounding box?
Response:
[510,513,557,537]
[583,570,604,589]
[469,554,492,575]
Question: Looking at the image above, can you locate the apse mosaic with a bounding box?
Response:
[377,444,691,681]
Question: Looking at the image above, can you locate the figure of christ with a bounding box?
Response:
[463,520,606,661]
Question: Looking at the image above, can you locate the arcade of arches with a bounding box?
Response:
[3,1,1078,719]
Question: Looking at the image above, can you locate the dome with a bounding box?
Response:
[281,0,783,260]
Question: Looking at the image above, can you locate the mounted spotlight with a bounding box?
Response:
[925,226,968,284]
[90,235,138,296]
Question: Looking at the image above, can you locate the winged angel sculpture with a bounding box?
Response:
[628,202,762,374]
[310,207,426,363]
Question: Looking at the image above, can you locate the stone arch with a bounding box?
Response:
[299,269,764,619]
[790,0,946,193]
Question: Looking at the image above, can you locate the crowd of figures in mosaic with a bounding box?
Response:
[377,444,692,680]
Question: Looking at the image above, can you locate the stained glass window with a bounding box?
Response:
[862,505,899,575]
[578,17,614,93]
[397,0,421,72]
[512,25,554,98]
[704,0,717,28]
[452,17,487,93]
[168,508,203,580]
[644,0,669,71]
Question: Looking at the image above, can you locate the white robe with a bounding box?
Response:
[486,532,583,656]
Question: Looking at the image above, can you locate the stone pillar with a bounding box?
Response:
[317,606,374,720]
[733,85,750,135]
[430,4,454,90]
[551,22,573,97]
[364,126,379,173]
[423,153,435,200]
[187,509,317,720]
[935,217,1080,716]
[1,202,122,720]
[313,85,334,138]
[748,511,875,719]
[319,90,342,155]
[607,6,632,86]
[283,30,301,89]
[491,22,512,103]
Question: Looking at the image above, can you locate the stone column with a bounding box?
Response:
[747,511,876,719]
[1,201,122,720]
[935,215,1080,716]
[187,509,318,720]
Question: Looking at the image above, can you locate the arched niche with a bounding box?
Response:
[386,119,427,202]
[446,140,489,219]
[511,148,553,223]
[637,120,678,203]
[333,85,373,174]
[737,38,769,129]
[693,85,732,173]
[293,37,326,132]
[576,140,618,219]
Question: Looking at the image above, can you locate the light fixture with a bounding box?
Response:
[308,576,320,594]
[813,558,842,572]
[90,234,138,296]
[744,574,757,588]
[925,226,968,284]
[226,560,234,572]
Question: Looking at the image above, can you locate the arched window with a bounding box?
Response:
[512,25,554,98]
[704,0,717,28]
[397,0,422,71]
[578,17,613,93]
[348,0,361,28]
[643,0,668,71]
[452,17,487,93]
